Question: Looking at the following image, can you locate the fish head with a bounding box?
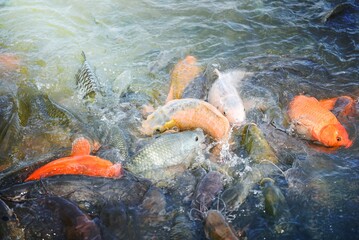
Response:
[222,99,246,125]
[181,129,206,153]
[319,124,352,148]
[141,110,170,135]
[183,55,197,65]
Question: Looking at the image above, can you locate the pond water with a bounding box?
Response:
[0,0,358,239]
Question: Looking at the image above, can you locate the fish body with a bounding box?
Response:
[208,69,246,125]
[25,137,123,181]
[204,210,239,240]
[0,174,151,213]
[127,130,204,180]
[76,51,101,100]
[288,95,352,148]
[182,74,209,100]
[39,196,102,240]
[166,56,202,102]
[141,98,230,141]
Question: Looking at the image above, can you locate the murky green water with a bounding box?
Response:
[0,0,358,239]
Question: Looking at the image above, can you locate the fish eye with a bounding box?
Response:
[155,128,161,133]
[195,136,199,141]
[336,136,342,142]
[223,111,226,116]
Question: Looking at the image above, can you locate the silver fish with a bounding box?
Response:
[75,51,101,100]
[126,129,205,180]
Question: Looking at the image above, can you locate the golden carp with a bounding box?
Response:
[208,69,247,125]
[141,98,230,141]
[288,95,352,148]
[166,55,202,102]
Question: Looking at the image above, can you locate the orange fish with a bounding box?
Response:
[141,98,230,141]
[287,95,352,148]
[25,137,123,182]
[0,54,20,71]
[319,95,356,117]
[166,55,202,102]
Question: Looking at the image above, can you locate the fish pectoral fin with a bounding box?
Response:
[162,119,177,131]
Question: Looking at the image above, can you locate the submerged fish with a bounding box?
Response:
[166,55,202,102]
[204,210,239,240]
[208,69,247,125]
[141,98,230,141]
[38,196,102,240]
[126,130,204,180]
[287,95,352,148]
[76,51,101,100]
[25,137,123,181]
[1,173,151,214]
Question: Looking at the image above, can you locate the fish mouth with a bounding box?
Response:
[345,140,353,148]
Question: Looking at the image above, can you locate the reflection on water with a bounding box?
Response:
[0,0,358,239]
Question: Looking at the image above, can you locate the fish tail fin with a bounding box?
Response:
[81,51,86,62]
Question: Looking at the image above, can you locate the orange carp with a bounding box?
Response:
[287,95,352,148]
[166,55,202,102]
[25,137,123,181]
[141,98,230,141]
[208,69,247,125]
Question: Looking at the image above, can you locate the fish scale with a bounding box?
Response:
[127,130,205,179]
[75,51,101,100]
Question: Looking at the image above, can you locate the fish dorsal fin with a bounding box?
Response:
[71,137,91,156]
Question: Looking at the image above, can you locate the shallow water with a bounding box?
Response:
[0,0,358,239]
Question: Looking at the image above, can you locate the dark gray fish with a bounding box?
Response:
[138,187,167,226]
[191,171,224,217]
[170,213,198,240]
[182,74,209,100]
[39,196,102,240]
[76,51,102,100]
[99,200,142,240]
[0,173,152,215]
[321,3,357,23]
[0,199,25,240]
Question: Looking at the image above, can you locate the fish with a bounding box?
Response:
[166,55,202,102]
[38,196,102,240]
[182,74,209,100]
[319,95,356,117]
[25,137,123,181]
[208,69,247,125]
[0,173,152,214]
[141,98,230,141]
[241,123,278,164]
[287,95,352,148]
[0,54,20,71]
[126,130,204,181]
[191,171,224,215]
[75,51,102,100]
[204,210,239,240]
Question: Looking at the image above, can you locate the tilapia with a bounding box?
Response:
[141,98,230,141]
[208,69,247,125]
[166,55,202,102]
[126,130,205,181]
[75,51,102,100]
